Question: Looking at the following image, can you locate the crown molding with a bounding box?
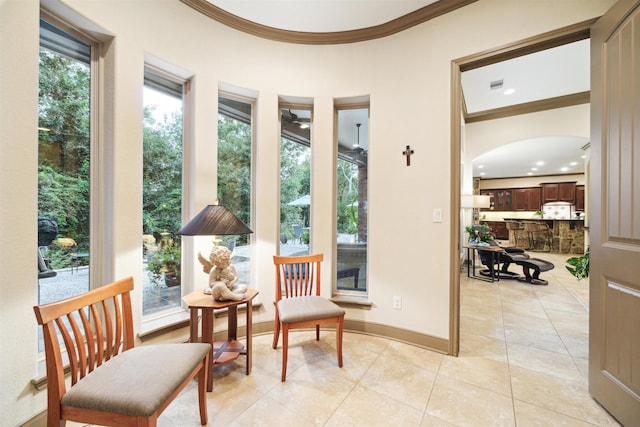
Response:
[180,0,477,45]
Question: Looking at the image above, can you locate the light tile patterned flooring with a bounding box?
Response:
[72,252,621,426]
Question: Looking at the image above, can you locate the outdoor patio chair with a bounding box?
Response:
[292,224,303,245]
[37,248,57,279]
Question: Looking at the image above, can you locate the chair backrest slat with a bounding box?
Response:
[274,254,323,301]
[103,298,114,359]
[79,307,96,373]
[34,277,136,398]
[55,316,79,384]
[90,303,104,366]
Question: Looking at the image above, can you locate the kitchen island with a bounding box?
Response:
[502,218,585,254]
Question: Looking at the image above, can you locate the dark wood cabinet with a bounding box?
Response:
[480,189,512,210]
[542,182,576,204]
[481,187,540,211]
[512,187,541,211]
[575,185,585,211]
[495,190,511,210]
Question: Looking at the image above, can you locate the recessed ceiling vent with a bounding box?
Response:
[490,79,504,90]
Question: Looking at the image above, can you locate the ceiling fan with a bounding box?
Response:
[350,123,367,164]
[281,109,311,128]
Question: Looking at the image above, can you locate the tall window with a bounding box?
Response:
[142,69,184,317]
[336,107,369,293]
[218,95,253,286]
[37,19,92,309]
[280,106,312,255]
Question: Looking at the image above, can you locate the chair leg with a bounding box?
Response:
[315,324,320,341]
[281,324,289,382]
[336,316,344,368]
[198,356,209,425]
[272,316,281,349]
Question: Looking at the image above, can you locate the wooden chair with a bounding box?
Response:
[272,253,345,381]
[33,276,210,427]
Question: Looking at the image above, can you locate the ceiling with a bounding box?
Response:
[462,39,590,179]
[205,0,438,33]
[202,1,590,179]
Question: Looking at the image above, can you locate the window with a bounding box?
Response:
[279,106,312,255]
[37,18,94,352]
[218,95,254,286]
[142,69,184,317]
[336,106,369,293]
[37,19,92,305]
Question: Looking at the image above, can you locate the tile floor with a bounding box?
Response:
[70,252,621,426]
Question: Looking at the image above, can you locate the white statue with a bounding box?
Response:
[198,245,247,301]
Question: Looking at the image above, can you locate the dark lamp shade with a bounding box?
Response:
[178,205,253,236]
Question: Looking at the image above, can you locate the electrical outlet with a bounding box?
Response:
[393,295,402,310]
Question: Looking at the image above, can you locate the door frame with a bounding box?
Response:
[449,20,595,356]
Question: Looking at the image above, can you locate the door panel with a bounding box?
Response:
[590,0,640,424]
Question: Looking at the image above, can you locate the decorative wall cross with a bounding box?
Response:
[403,145,414,166]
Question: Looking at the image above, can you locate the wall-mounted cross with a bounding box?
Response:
[403,145,414,166]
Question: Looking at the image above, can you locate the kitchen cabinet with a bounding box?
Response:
[575,185,585,211]
[512,187,541,211]
[480,189,512,210]
[480,187,540,211]
[495,190,511,210]
[542,182,576,204]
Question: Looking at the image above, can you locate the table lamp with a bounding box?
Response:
[461,194,491,224]
[178,203,253,240]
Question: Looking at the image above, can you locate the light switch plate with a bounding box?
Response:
[433,208,442,223]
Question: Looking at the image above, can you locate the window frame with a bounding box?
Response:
[217,91,256,287]
[333,101,370,300]
[38,12,98,296]
[141,64,190,321]
[35,8,103,374]
[278,101,314,255]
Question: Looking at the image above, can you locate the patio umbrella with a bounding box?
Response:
[287,194,310,206]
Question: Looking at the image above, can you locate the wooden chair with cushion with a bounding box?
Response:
[33,276,210,427]
[273,253,345,382]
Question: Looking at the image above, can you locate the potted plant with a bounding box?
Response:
[465,224,495,245]
[566,246,589,280]
[147,236,181,287]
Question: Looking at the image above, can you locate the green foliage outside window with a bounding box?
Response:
[279,138,311,241]
[337,158,359,235]
[217,115,252,245]
[38,49,90,268]
[142,107,183,236]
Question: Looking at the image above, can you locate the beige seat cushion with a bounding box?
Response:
[277,295,345,323]
[61,343,210,417]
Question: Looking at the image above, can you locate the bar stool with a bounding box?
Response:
[524,221,552,252]
[505,221,528,249]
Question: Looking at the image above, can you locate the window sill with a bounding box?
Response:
[330,295,372,309]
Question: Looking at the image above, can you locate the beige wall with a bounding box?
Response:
[0,0,614,424]
[465,104,590,163]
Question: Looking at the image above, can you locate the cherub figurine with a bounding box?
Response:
[198,245,247,301]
